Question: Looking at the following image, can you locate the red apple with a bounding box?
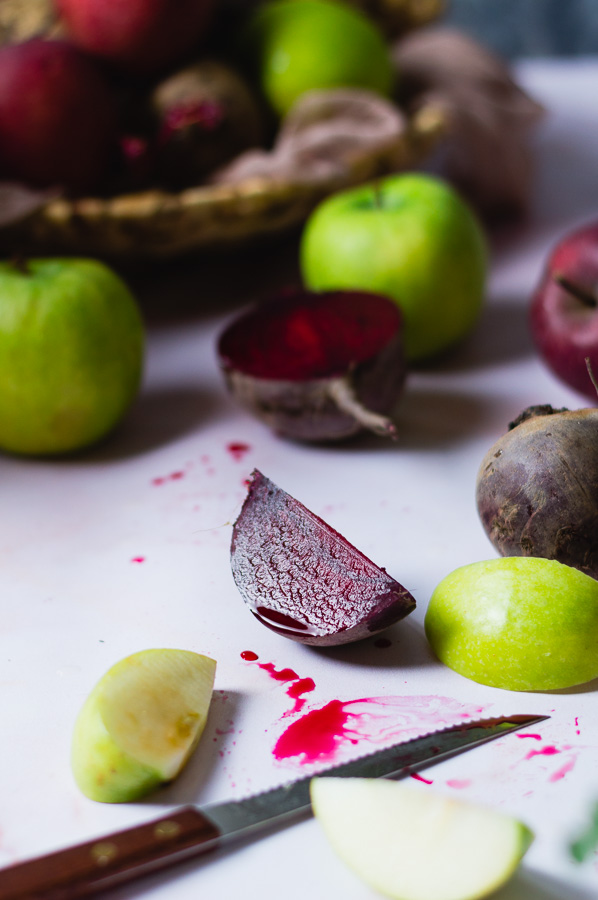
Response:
[530,221,598,400]
[55,0,214,76]
[0,39,116,192]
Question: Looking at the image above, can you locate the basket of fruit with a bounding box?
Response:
[0,0,542,260]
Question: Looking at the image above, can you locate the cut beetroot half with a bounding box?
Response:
[230,470,416,646]
[218,289,406,442]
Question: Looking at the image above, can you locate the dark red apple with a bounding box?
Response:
[530,221,598,400]
[55,0,214,76]
[231,470,416,645]
[0,39,117,192]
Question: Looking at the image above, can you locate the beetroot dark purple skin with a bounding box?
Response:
[476,405,598,579]
[231,470,416,645]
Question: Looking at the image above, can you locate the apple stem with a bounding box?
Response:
[585,357,598,400]
[554,274,597,308]
[328,376,398,439]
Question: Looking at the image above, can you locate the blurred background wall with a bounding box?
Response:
[443,0,598,57]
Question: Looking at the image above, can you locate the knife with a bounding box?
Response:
[0,713,547,899]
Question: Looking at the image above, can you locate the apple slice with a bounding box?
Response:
[310,778,533,900]
[71,649,216,803]
[230,470,415,645]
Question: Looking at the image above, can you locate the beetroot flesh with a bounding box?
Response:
[230,469,416,645]
[218,290,406,442]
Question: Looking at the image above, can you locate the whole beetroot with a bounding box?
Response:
[476,405,598,579]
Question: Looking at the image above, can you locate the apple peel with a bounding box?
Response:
[230,469,415,645]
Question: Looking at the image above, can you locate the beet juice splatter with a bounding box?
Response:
[240,654,316,715]
[272,695,488,767]
[227,442,251,462]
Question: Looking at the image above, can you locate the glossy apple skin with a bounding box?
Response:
[0,39,116,191]
[56,0,213,75]
[242,0,394,117]
[0,258,144,456]
[425,557,598,691]
[530,221,598,399]
[300,174,487,362]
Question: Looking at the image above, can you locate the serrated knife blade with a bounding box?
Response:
[0,713,548,899]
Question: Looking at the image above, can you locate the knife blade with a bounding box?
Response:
[0,713,547,899]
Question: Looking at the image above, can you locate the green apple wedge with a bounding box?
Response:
[72,649,216,803]
[425,557,598,691]
[241,0,394,117]
[310,778,533,900]
[300,173,487,362]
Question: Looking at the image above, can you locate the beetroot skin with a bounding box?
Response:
[476,405,598,579]
[230,470,416,645]
[218,289,406,442]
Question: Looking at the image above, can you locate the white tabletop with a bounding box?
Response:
[2,57,598,900]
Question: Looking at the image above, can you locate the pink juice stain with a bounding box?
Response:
[549,755,577,782]
[227,442,251,462]
[525,745,560,760]
[131,556,145,563]
[411,773,433,785]
[516,733,542,741]
[152,470,185,486]
[273,700,360,763]
[240,654,316,715]
[272,695,489,766]
[447,779,472,789]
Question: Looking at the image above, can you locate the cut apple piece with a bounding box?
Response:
[310,778,533,900]
[71,648,216,803]
[230,469,416,645]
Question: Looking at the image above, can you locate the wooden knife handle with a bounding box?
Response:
[0,806,221,899]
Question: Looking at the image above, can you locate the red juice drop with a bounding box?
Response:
[240,650,258,661]
[285,677,316,715]
[227,442,251,462]
[258,662,299,682]
[410,772,433,785]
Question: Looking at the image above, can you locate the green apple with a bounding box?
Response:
[300,173,487,361]
[0,257,144,456]
[241,0,394,117]
[311,777,533,900]
[71,649,216,803]
[425,557,598,691]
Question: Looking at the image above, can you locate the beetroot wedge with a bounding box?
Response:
[230,470,416,645]
[218,289,406,442]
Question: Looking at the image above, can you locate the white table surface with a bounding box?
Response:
[2,57,598,900]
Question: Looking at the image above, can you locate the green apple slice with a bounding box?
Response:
[72,648,216,803]
[310,778,533,900]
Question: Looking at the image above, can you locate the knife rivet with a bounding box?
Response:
[91,841,118,866]
[154,820,182,840]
